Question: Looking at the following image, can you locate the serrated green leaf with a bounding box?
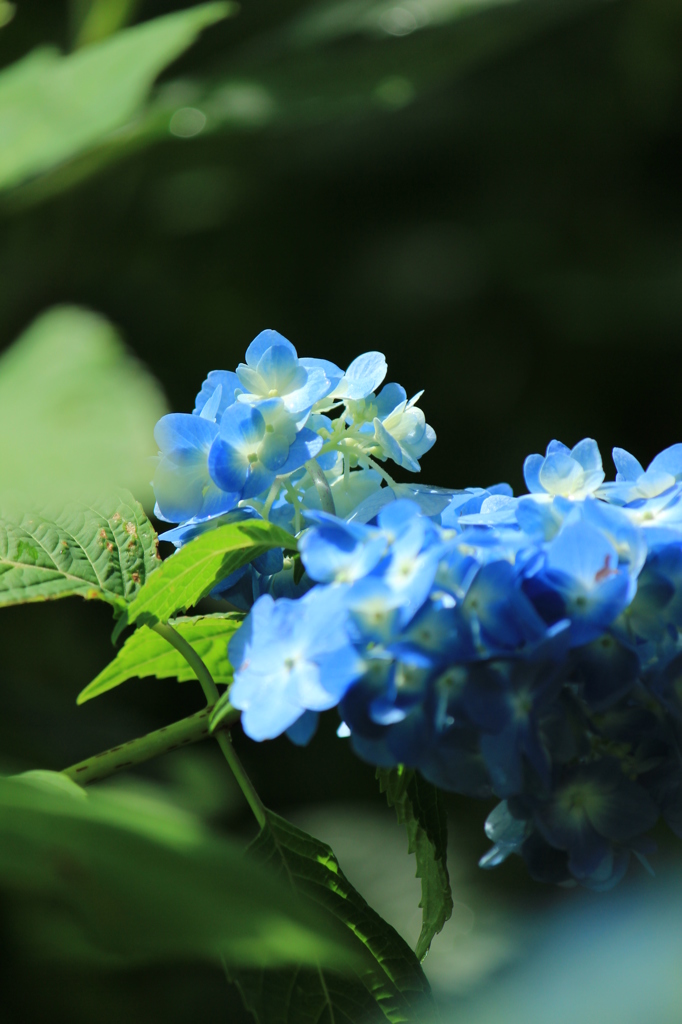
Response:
[0,491,159,610]
[114,520,296,639]
[0,305,167,503]
[228,809,435,1023]
[0,2,234,192]
[377,766,453,961]
[78,612,243,704]
[0,773,360,970]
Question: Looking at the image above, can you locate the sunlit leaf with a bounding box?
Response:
[0,306,167,503]
[113,520,295,639]
[378,765,453,961]
[0,2,234,191]
[0,773,359,969]
[0,491,159,610]
[78,612,242,703]
[228,810,435,1023]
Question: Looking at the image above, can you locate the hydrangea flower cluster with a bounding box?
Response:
[153,329,437,603]
[154,332,682,891]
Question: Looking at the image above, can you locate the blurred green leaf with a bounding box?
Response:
[0,772,359,969]
[0,490,159,610]
[78,612,242,703]
[377,765,452,961]
[0,306,167,502]
[73,0,140,48]
[113,520,296,639]
[0,2,233,191]
[229,809,435,1023]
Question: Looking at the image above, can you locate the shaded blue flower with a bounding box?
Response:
[208,398,323,500]
[228,586,363,741]
[299,512,387,584]
[523,514,638,645]
[152,413,238,523]
[524,438,604,499]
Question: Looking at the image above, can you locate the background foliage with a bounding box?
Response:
[2,0,682,1020]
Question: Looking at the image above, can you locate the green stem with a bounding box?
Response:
[213,731,267,828]
[152,622,220,704]
[154,621,267,829]
[361,454,397,489]
[62,703,239,785]
[283,477,303,533]
[305,458,336,516]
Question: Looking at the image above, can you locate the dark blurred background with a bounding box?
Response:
[2,0,682,1020]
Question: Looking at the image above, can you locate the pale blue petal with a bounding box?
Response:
[571,438,602,473]
[300,357,344,390]
[193,370,239,419]
[612,447,643,482]
[219,402,265,449]
[373,417,403,464]
[345,486,396,524]
[257,344,302,391]
[279,428,324,475]
[546,439,571,457]
[523,453,545,493]
[539,452,583,495]
[649,443,682,480]
[236,364,265,395]
[392,483,456,516]
[258,432,290,472]
[154,413,218,455]
[282,367,333,413]
[374,382,407,419]
[333,351,388,400]
[245,329,297,366]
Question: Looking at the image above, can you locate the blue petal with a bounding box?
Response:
[612,446,644,482]
[208,438,249,493]
[571,438,602,473]
[279,428,323,475]
[243,460,276,498]
[257,344,303,392]
[154,412,218,455]
[245,329,297,366]
[334,351,388,400]
[286,711,320,746]
[193,370,239,420]
[374,382,407,419]
[219,402,265,450]
[546,439,571,457]
[649,443,682,480]
[523,453,545,493]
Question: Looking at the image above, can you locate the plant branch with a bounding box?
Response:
[62,702,239,785]
[152,621,220,704]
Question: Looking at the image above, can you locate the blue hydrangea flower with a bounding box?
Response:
[152,413,238,523]
[208,398,323,500]
[524,438,604,499]
[370,385,436,471]
[234,330,340,414]
[228,586,363,741]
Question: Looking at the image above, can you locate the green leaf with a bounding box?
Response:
[0,772,360,969]
[377,766,453,961]
[0,491,159,610]
[0,2,234,192]
[228,809,435,1023]
[0,306,167,503]
[78,612,242,703]
[114,520,296,639]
